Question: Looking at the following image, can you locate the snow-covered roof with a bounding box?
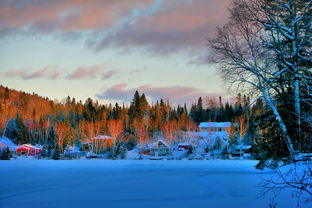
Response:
[0,136,17,150]
[198,131,228,139]
[178,142,190,146]
[17,144,41,150]
[235,145,251,150]
[199,122,232,128]
[152,139,170,147]
[91,135,112,140]
[0,136,15,146]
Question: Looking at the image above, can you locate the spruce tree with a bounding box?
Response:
[0,147,10,160]
[16,116,28,145]
[53,145,61,160]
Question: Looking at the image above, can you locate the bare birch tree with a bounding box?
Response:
[209,1,296,160]
[245,0,312,151]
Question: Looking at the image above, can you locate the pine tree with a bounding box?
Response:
[16,116,28,145]
[139,93,149,117]
[0,147,10,160]
[53,145,61,160]
[189,97,205,124]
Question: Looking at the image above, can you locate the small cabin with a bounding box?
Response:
[150,140,171,156]
[16,144,41,156]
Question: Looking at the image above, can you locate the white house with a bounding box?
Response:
[150,140,171,156]
[198,122,235,150]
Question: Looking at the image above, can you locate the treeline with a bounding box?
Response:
[1,85,254,149]
[189,94,250,124]
[0,86,199,149]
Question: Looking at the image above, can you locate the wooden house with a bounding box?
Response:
[82,135,114,154]
[150,140,171,156]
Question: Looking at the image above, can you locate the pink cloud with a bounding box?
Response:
[0,0,154,33]
[1,0,231,56]
[3,65,60,80]
[66,64,119,80]
[96,83,223,105]
[49,72,61,80]
[102,70,120,80]
[130,66,149,74]
[87,0,231,54]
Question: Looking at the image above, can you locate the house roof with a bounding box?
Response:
[0,136,17,150]
[152,139,169,148]
[17,144,41,150]
[0,136,15,146]
[178,142,190,146]
[199,122,232,128]
[235,145,252,150]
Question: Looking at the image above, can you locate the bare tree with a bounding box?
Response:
[55,122,67,153]
[133,118,149,147]
[107,119,123,138]
[209,0,297,160]
[260,161,312,205]
[107,119,125,159]
[250,0,312,146]
[107,132,131,160]
[160,120,178,147]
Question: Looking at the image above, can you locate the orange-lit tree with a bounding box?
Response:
[236,115,248,158]
[224,123,237,155]
[107,119,126,159]
[160,120,177,146]
[55,122,67,153]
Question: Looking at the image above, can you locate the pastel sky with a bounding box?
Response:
[0,0,232,105]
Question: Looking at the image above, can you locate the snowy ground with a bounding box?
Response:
[0,160,311,208]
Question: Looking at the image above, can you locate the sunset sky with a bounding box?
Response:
[0,0,232,105]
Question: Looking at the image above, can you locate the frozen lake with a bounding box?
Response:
[0,160,310,208]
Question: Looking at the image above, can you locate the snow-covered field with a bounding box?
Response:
[0,160,310,208]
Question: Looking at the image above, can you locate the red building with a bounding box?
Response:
[178,143,191,150]
[16,144,41,156]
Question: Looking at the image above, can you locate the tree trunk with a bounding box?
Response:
[262,90,295,161]
[294,76,301,150]
[290,0,301,151]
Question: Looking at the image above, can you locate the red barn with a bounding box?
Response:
[16,144,41,156]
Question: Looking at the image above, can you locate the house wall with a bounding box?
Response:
[91,138,113,154]
[150,147,170,156]
[200,127,224,132]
